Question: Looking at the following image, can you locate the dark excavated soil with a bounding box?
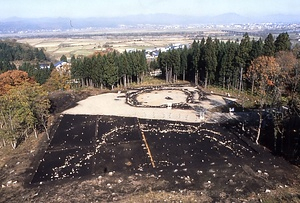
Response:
[25,114,299,202]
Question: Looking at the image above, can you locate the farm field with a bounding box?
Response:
[16,28,247,60]
[17,34,194,60]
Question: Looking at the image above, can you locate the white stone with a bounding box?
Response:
[265,189,271,193]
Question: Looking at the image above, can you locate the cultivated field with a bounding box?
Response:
[17,34,193,60]
[16,28,248,61]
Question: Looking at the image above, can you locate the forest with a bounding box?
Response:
[0,33,299,164]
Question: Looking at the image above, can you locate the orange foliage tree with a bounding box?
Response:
[0,77,50,148]
[0,70,35,95]
[247,56,280,144]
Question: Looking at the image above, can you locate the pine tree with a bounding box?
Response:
[104,53,118,89]
[60,55,67,62]
[250,38,264,60]
[263,33,275,57]
[275,32,291,53]
[180,46,188,81]
[203,37,217,88]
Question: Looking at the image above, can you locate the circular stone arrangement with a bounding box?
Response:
[126,86,202,110]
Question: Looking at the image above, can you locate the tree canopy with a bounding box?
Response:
[0,74,50,148]
[71,50,147,89]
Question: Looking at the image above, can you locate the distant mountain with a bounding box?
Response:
[0,17,71,32]
[1,13,300,33]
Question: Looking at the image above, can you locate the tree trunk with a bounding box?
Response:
[204,71,208,89]
[34,128,38,139]
[239,67,243,94]
[256,110,263,144]
[123,75,127,88]
[81,78,85,87]
[165,66,168,83]
[195,69,198,86]
[127,75,130,86]
[11,141,16,149]
[118,78,122,88]
[90,78,93,87]
[183,70,186,81]
[41,119,50,140]
[251,79,255,95]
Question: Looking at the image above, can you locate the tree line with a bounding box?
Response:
[71,50,147,89]
[153,33,292,89]
[0,40,53,85]
[0,40,47,72]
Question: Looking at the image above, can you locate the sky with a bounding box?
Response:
[0,0,300,19]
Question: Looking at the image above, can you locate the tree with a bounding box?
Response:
[247,56,280,144]
[60,54,68,62]
[136,50,147,84]
[71,57,85,87]
[0,70,35,95]
[235,33,252,92]
[118,52,129,88]
[191,40,201,85]
[103,53,118,89]
[276,51,299,105]
[203,37,217,88]
[158,51,171,83]
[270,51,299,152]
[180,46,188,81]
[219,41,238,89]
[37,49,47,60]
[263,33,275,57]
[0,82,50,148]
[91,54,105,89]
[275,32,291,53]
[43,67,71,91]
[169,49,181,82]
[250,38,263,61]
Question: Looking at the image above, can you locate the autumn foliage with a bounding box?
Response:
[247,56,279,95]
[0,70,35,95]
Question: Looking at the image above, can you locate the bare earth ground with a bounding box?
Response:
[0,87,300,202]
[63,87,235,123]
